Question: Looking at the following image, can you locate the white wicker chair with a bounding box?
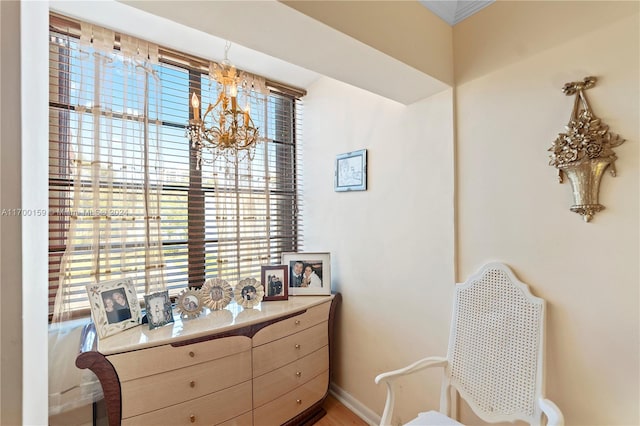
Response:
[375,262,563,426]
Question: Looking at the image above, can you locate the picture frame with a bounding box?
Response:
[85,278,142,339]
[234,277,265,309]
[176,288,204,319]
[144,290,174,330]
[201,278,234,311]
[261,265,289,301]
[282,252,331,296]
[335,149,367,192]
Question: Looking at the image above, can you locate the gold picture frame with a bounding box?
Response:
[176,288,204,319]
[234,277,264,309]
[201,278,233,311]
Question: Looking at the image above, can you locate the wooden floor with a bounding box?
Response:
[315,394,369,426]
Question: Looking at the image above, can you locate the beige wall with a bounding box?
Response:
[282,0,454,86]
[11,1,637,425]
[302,76,455,424]
[454,2,639,425]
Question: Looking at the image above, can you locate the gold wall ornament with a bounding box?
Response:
[548,76,625,222]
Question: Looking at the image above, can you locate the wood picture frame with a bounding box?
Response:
[261,265,289,301]
[282,252,331,296]
[85,278,142,339]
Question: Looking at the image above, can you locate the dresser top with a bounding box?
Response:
[90,295,334,355]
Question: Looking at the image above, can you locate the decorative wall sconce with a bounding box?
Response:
[548,76,625,222]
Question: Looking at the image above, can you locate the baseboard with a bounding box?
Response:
[329,382,381,426]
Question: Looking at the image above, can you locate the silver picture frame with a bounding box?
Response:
[335,149,367,192]
[144,290,174,330]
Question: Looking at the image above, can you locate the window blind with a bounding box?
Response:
[48,17,303,316]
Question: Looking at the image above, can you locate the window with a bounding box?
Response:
[48,16,303,316]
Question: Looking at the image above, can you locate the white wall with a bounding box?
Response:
[455,2,639,424]
[20,1,50,424]
[303,77,455,424]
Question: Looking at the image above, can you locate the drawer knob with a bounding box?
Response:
[295,371,302,377]
[188,351,195,358]
[294,344,301,349]
[296,399,302,405]
[190,381,196,388]
[294,320,301,325]
[190,414,196,423]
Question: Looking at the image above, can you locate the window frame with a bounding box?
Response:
[48,16,303,319]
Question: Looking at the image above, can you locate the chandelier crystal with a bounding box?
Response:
[187,43,259,168]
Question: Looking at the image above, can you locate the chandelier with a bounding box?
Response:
[187,43,259,168]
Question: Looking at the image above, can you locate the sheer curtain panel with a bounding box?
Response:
[51,23,166,324]
[49,22,166,415]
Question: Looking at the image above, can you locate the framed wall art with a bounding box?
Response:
[261,265,289,301]
[144,290,174,330]
[85,278,142,339]
[282,252,331,296]
[335,149,367,192]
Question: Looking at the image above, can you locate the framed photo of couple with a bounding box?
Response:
[282,252,331,296]
[85,278,142,339]
[261,265,288,301]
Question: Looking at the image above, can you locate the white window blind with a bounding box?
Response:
[48,16,304,317]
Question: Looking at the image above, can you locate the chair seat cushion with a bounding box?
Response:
[405,410,464,426]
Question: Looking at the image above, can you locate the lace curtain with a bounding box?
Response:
[52,24,166,324]
[49,23,165,415]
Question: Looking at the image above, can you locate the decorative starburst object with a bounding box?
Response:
[176,288,204,319]
[201,278,233,311]
[234,277,264,309]
[548,76,625,222]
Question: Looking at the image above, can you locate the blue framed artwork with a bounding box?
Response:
[335,149,367,192]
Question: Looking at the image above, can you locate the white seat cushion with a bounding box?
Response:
[405,410,464,426]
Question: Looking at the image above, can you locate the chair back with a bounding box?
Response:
[446,263,546,425]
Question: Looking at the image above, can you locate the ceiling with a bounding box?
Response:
[419,0,494,26]
[51,0,475,105]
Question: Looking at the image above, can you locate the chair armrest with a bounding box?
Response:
[539,398,564,426]
[375,357,448,426]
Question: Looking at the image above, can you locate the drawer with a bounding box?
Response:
[253,346,328,408]
[217,411,252,426]
[122,350,252,418]
[122,380,252,426]
[253,370,329,426]
[253,301,331,347]
[108,335,251,381]
[253,322,328,377]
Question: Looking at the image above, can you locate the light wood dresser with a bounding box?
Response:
[76,294,340,426]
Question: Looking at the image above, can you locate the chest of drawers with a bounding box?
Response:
[76,294,339,426]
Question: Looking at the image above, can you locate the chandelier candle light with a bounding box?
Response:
[187,43,259,167]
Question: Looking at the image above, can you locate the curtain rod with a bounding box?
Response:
[49,13,307,99]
